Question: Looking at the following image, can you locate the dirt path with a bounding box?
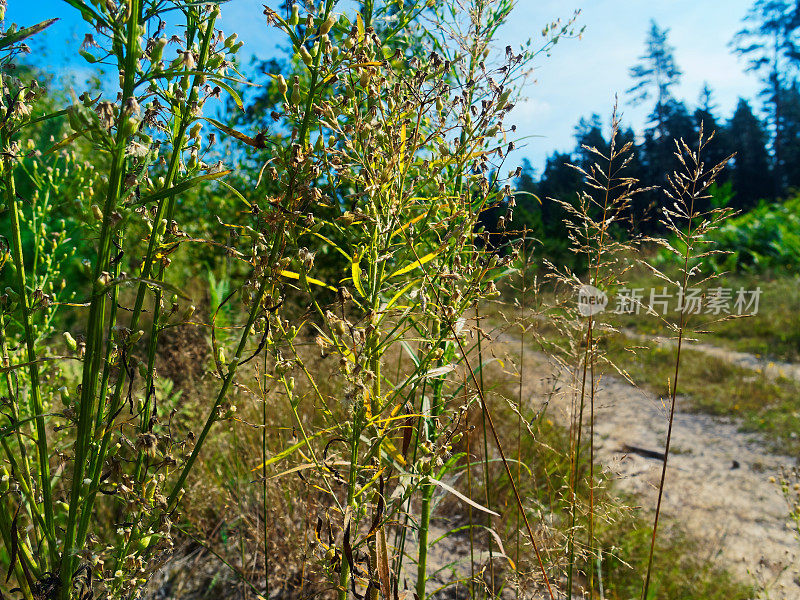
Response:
[624,328,800,383]
[490,332,800,599]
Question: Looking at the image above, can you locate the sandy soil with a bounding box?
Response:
[489,329,800,599]
[625,329,800,383]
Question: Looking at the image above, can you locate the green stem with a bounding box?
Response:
[60,0,142,591]
[0,311,45,550]
[516,240,527,600]
[75,7,218,565]
[417,481,433,600]
[0,495,35,600]
[2,153,57,566]
[263,348,270,597]
[476,304,494,596]
[416,318,443,600]
[567,319,593,598]
[642,172,698,600]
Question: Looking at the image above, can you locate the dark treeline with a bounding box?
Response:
[490,1,800,259]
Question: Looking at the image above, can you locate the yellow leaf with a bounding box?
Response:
[399,121,406,172]
[279,269,336,291]
[355,466,387,499]
[251,428,332,471]
[390,212,425,240]
[351,253,366,298]
[381,437,407,467]
[378,279,419,323]
[388,250,441,279]
[305,231,351,260]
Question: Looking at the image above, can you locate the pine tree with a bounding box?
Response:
[732,0,800,193]
[628,20,683,138]
[728,98,774,207]
[693,84,732,185]
[574,114,609,170]
[777,81,800,189]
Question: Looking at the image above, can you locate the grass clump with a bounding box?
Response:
[614,264,800,363]
[599,334,800,455]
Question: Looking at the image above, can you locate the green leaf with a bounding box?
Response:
[250,428,332,471]
[61,0,106,26]
[134,170,232,206]
[216,179,251,208]
[378,278,419,321]
[210,77,244,111]
[400,341,420,368]
[43,130,85,155]
[305,231,351,261]
[0,18,58,51]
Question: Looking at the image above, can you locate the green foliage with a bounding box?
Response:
[597,514,753,600]
[0,2,786,600]
[707,194,800,271]
[0,2,253,598]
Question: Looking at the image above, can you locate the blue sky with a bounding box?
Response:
[9,1,761,175]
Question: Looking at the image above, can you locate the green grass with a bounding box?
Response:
[596,510,753,600]
[598,333,800,455]
[615,266,800,363]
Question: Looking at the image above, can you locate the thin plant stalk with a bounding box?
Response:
[447,316,555,600]
[566,322,592,597]
[2,149,57,565]
[476,304,495,597]
[516,236,529,597]
[60,2,143,589]
[641,301,685,600]
[466,369,476,600]
[640,204,694,600]
[417,318,445,600]
[641,130,731,599]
